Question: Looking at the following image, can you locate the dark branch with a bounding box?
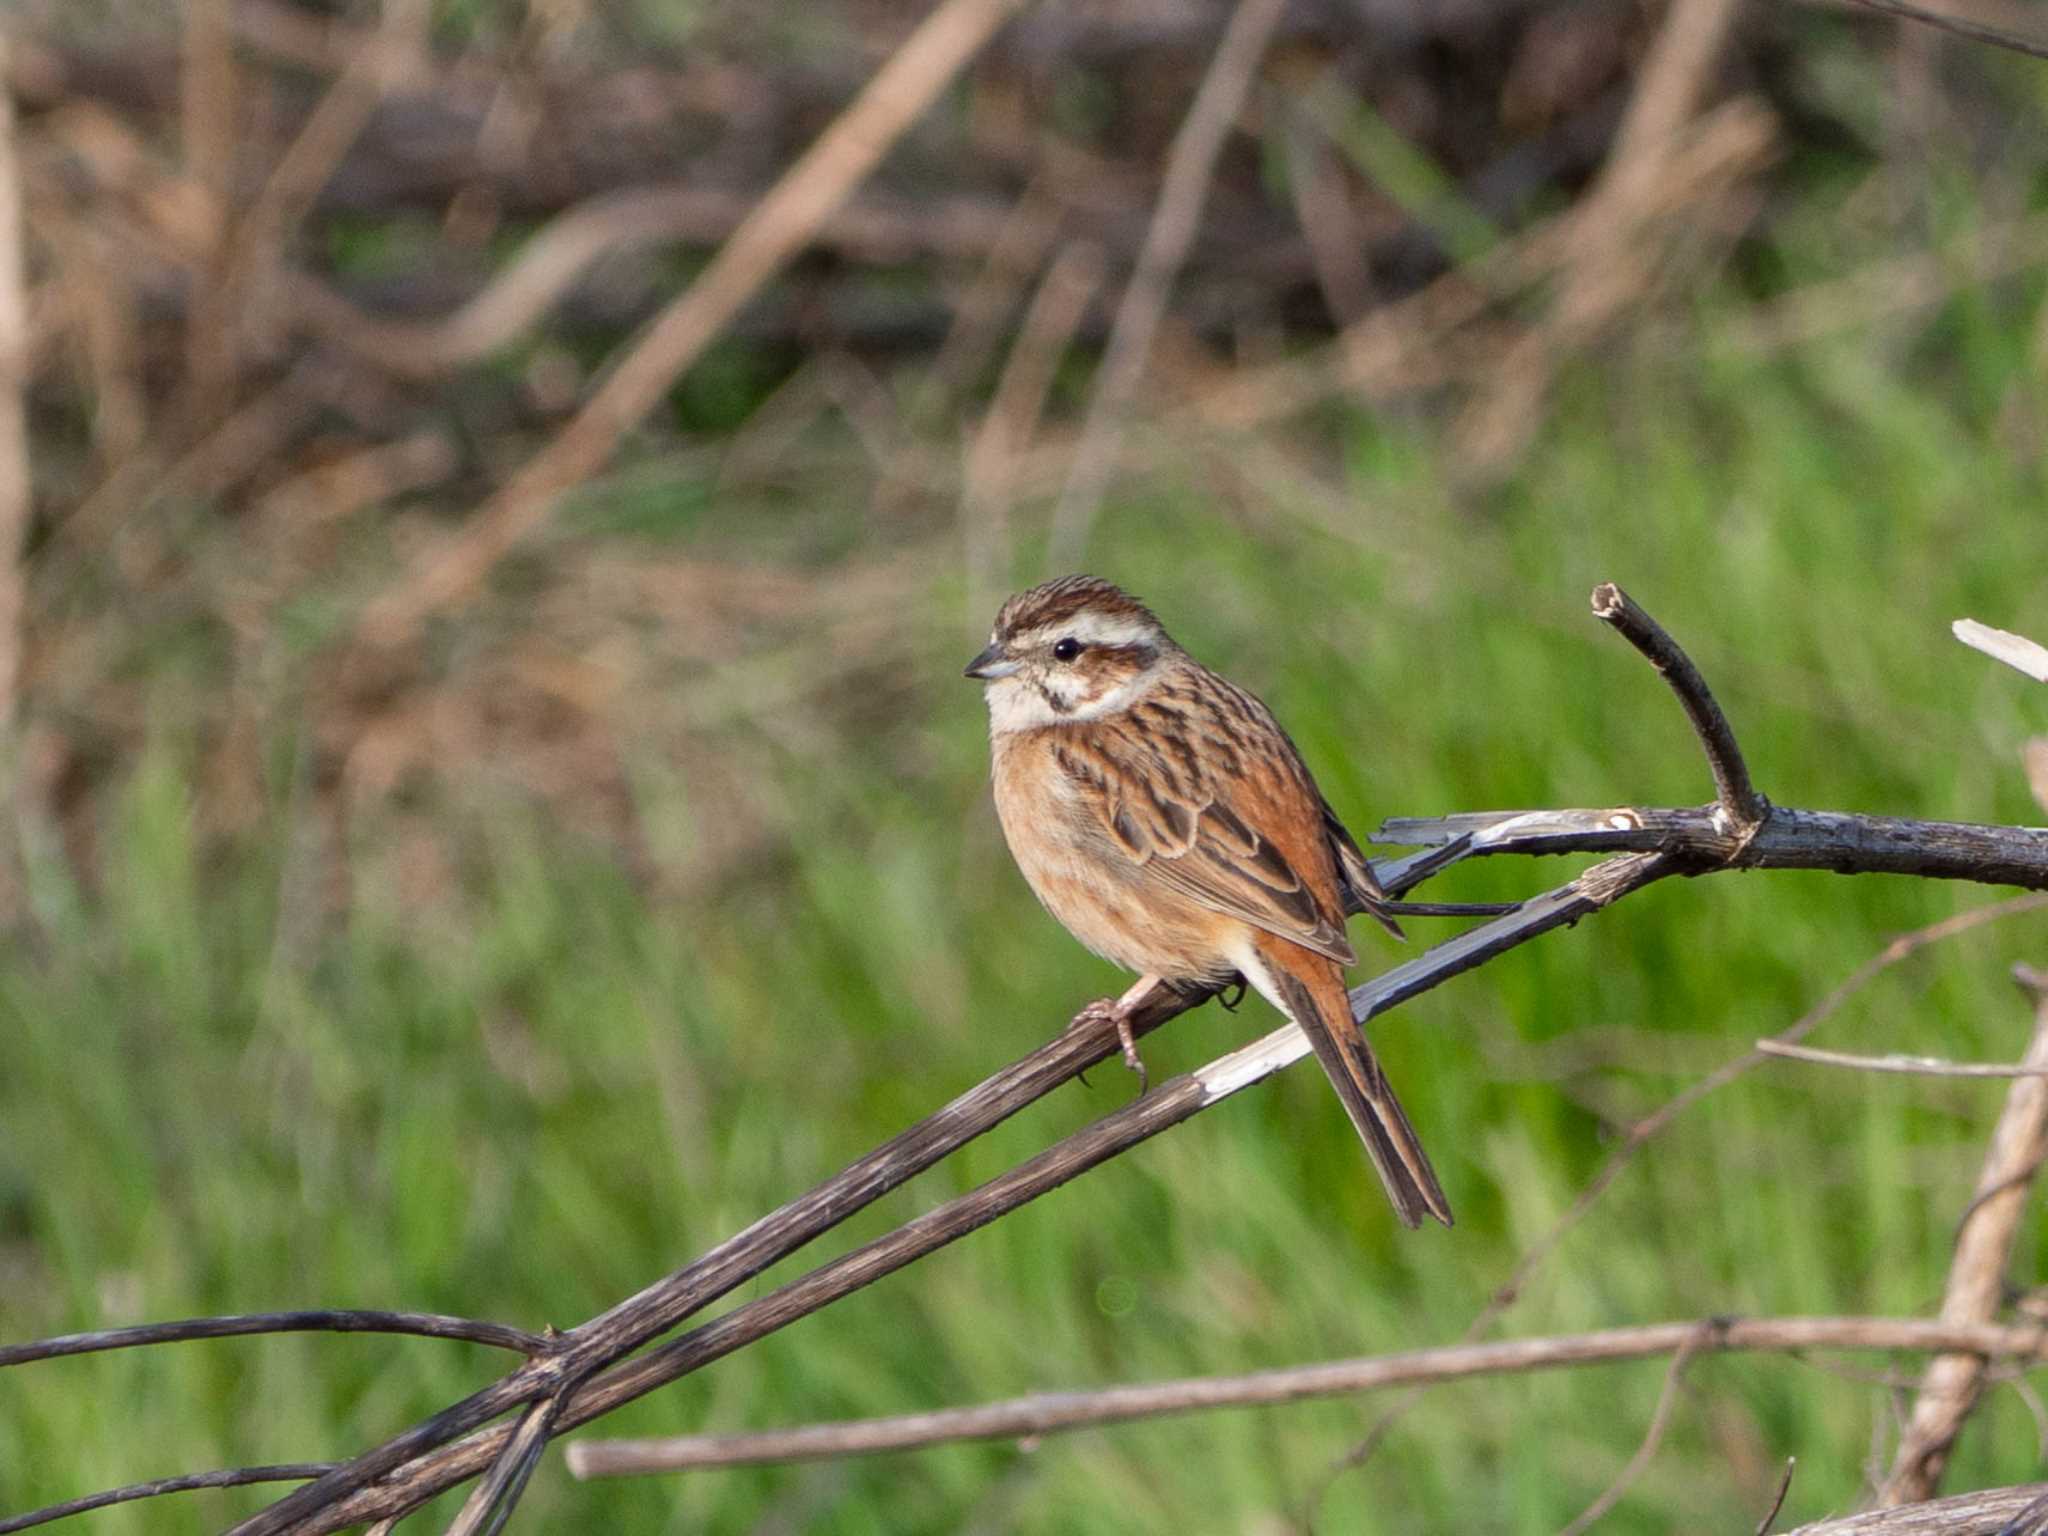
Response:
[1756,1458,1797,1536]
[1590,581,1765,828]
[0,1310,554,1369]
[1378,807,2048,890]
[0,1465,331,1535]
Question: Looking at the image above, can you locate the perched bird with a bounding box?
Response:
[965,574,1450,1228]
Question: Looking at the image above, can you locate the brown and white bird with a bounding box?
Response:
[966,575,1450,1228]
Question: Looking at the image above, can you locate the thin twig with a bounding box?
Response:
[1757,1040,2048,1078]
[1454,0,1748,471]
[1591,581,1764,828]
[1045,0,1289,566]
[963,240,1104,616]
[1555,1335,1700,1536]
[286,188,1023,381]
[1817,0,2048,63]
[0,1465,331,1536]
[353,0,1041,648]
[0,1309,556,1368]
[0,32,28,737]
[558,1318,2046,1476]
[177,0,238,417]
[1758,1458,1798,1535]
[1881,966,2048,1503]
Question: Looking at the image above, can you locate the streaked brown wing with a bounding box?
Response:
[1054,678,1357,966]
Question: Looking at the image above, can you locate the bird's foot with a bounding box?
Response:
[1071,995,1150,1095]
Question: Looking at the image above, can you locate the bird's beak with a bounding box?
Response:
[964,643,1019,680]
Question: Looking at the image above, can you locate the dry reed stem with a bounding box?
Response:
[1045,0,1289,566]
[1280,85,1372,326]
[563,1318,2045,1476]
[1455,0,1748,470]
[1179,93,1774,438]
[218,0,418,387]
[178,0,238,418]
[1758,1040,2048,1078]
[1723,212,2048,355]
[963,240,1104,617]
[286,187,1023,380]
[1880,968,2048,1503]
[0,32,28,736]
[920,182,1067,419]
[1825,0,2048,62]
[353,0,1042,648]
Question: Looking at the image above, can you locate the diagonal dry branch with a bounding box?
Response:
[1045,0,1289,566]
[1820,0,2048,63]
[353,0,1044,649]
[11,582,2048,1534]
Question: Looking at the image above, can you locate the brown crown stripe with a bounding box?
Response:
[995,574,1161,641]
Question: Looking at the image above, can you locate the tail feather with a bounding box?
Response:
[1264,950,1451,1229]
[1322,800,1405,941]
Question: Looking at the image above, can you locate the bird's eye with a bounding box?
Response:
[1052,638,1082,662]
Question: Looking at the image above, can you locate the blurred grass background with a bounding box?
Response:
[4,0,2048,1531]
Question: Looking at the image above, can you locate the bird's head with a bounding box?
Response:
[966,575,1175,733]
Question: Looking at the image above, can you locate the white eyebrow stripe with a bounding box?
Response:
[1062,612,1157,648]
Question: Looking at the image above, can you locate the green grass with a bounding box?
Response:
[6,223,2048,1536]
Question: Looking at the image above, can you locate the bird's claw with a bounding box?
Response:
[1072,997,1150,1096]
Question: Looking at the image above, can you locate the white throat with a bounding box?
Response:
[982,669,1155,735]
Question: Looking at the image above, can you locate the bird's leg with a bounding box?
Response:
[1070,974,1164,1095]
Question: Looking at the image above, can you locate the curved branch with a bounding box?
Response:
[1591,581,1764,828]
[0,1310,554,1368]
[0,1465,331,1536]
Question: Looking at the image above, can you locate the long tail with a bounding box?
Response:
[1252,937,1451,1229]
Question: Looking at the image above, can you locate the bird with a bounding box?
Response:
[965,574,1450,1228]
